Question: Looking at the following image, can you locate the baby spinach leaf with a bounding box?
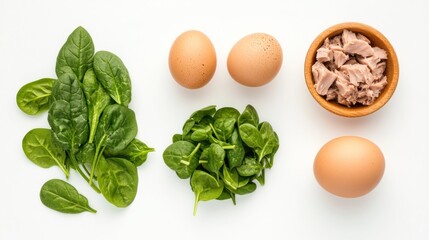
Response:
[222,166,249,190]
[91,104,138,183]
[239,123,264,149]
[16,78,55,115]
[172,134,182,143]
[229,182,257,195]
[97,157,138,208]
[48,73,89,153]
[213,107,240,121]
[182,119,195,136]
[212,117,236,142]
[163,141,200,179]
[191,170,224,215]
[104,138,154,167]
[227,129,245,169]
[238,104,259,127]
[191,125,211,142]
[82,68,111,144]
[236,157,262,177]
[190,105,216,123]
[22,128,69,177]
[93,51,131,106]
[56,26,94,81]
[206,143,225,176]
[40,179,96,214]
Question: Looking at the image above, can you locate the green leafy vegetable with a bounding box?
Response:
[97,157,138,207]
[90,104,137,184]
[93,51,131,106]
[104,138,154,166]
[40,179,96,214]
[163,141,200,179]
[17,26,153,213]
[82,68,111,144]
[163,105,279,215]
[191,170,224,216]
[56,26,94,81]
[22,128,69,177]
[16,78,55,115]
[48,73,89,153]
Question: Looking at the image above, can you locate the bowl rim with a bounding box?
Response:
[304,22,399,118]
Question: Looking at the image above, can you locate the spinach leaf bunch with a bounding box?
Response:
[163,105,279,215]
[17,26,154,213]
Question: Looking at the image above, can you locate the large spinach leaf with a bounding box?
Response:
[93,51,131,106]
[82,68,111,143]
[90,104,138,183]
[22,128,69,177]
[55,26,94,81]
[40,179,96,214]
[16,78,55,115]
[97,157,138,208]
[48,73,89,153]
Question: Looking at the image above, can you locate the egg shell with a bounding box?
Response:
[227,33,283,87]
[313,136,385,198]
[168,30,217,89]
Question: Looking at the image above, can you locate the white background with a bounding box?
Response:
[1,0,428,239]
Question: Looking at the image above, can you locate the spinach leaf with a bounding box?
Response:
[227,129,245,169]
[190,105,216,123]
[40,179,96,214]
[256,122,279,162]
[212,117,236,142]
[16,78,55,115]
[76,142,95,164]
[163,141,200,179]
[48,73,89,153]
[91,104,138,183]
[172,134,182,143]
[238,104,259,127]
[104,138,154,166]
[55,26,94,81]
[236,157,262,177]
[97,157,138,207]
[182,119,195,136]
[222,166,249,190]
[228,182,257,195]
[82,68,111,144]
[93,51,131,106]
[22,128,69,177]
[206,143,225,177]
[191,125,211,142]
[239,123,264,149]
[213,107,240,121]
[191,170,224,215]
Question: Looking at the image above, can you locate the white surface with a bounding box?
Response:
[1,0,428,239]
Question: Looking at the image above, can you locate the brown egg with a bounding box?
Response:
[313,136,385,198]
[227,33,283,87]
[168,30,217,89]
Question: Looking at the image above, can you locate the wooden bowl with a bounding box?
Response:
[304,22,399,117]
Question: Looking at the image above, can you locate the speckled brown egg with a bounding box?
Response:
[168,30,217,89]
[227,33,283,87]
[313,136,385,198]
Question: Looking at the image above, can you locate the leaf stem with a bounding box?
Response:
[193,193,200,216]
[69,152,101,193]
[222,145,235,150]
[90,136,106,185]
